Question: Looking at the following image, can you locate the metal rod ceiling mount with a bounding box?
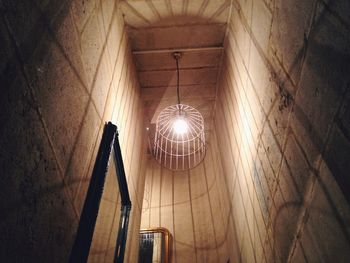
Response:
[173,52,181,105]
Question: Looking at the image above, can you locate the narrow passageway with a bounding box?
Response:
[0,0,349,262]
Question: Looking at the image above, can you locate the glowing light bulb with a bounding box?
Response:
[173,118,188,134]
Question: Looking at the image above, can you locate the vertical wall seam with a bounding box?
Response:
[159,166,163,227]
[187,169,199,263]
[172,170,177,263]
[202,160,220,261]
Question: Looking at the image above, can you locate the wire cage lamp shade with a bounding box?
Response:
[153,104,206,170]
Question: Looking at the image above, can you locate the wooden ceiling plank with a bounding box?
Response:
[128,23,226,50]
[138,67,219,87]
[133,48,222,71]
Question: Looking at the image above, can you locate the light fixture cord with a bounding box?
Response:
[176,55,180,105]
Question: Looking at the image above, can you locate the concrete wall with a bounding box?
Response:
[0,0,146,262]
[140,131,240,263]
[215,0,350,262]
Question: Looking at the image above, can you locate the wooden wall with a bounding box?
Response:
[140,130,240,263]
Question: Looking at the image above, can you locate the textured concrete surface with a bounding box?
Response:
[135,0,350,262]
[1,0,350,262]
[214,0,350,262]
[0,0,147,262]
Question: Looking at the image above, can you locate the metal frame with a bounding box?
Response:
[113,127,131,263]
[154,104,206,170]
[139,227,172,263]
[69,122,131,263]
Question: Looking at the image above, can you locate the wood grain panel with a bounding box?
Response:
[140,131,235,263]
[128,23,226,51]
[141,84,216,101]
[120,0,230,27]
[138,67,219,87]
[134,48,222,71]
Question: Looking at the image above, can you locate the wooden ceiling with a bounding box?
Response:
[119,0,232,142]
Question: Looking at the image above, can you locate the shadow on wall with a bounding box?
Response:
[276,5,350,261]
[0,0,81,261]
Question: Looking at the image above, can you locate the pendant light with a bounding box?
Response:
[153,52,206,171]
